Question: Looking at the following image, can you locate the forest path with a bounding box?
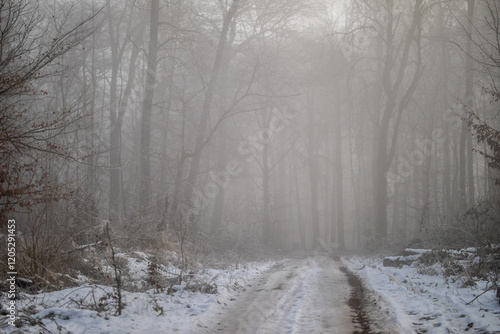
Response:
[196,256,357,333]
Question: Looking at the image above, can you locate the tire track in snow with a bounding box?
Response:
[198,256,354,333]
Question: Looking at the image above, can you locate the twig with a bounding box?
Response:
[62,241,103,254]
[465,286,495,305]
[105,222,123,315]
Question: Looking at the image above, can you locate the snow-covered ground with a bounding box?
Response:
[3,250,499,333]
[1,255,355,334]
[0,254,277,334]
[343,252,500,334]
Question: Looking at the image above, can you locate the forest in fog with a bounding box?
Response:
[1,0,500,257]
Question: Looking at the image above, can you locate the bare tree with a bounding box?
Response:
[139,0,160,216]
[105,1,146,222]
[0,0,98,221]
[466,0,500,206]
[179,0,240,222]
[368,0,424,243]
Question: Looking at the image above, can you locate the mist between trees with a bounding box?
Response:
[1,0,500,260]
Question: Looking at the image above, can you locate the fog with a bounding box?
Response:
[3,0,500,252]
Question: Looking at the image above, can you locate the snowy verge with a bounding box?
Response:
[0,255,277,334]
[343,254,500,334]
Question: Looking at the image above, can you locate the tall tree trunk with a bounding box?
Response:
[277,151,287,249]
[108,93,121,219]
[460,0,475,209]
[262,138,272,246]
[308,92,320,248]
[373,123,389,242]
[459,123,467,208]
[421,109,433,232]
[372,0,423,243]
[210,123,227,235]
[106,2,136,222]
[182,0,239,218]
[440,29,453,222]
[85,19,97,198]
[443,122,452,220]
[325,161,333,245]
[293,151,306,250]
[334,100,345,249]
[392,181,401,238]
[466,0,475,207]
[107,1,120,222]
[210,27,234,235]
[348,119,361,248]
[139,0,160,215]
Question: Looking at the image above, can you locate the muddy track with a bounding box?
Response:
[338,260,401,334]
[339,266,372,334]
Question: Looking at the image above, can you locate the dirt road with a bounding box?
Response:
[196,256,359,334]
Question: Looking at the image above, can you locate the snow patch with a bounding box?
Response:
[343,255,500,334]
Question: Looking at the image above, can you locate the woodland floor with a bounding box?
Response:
[194,255,400,334]
[2,251,499,333]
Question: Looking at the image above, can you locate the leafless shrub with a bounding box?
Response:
[104,222,123,315]
[419,201,500,249]
[65,193,100,246]
[415,246,499,293]
[10,205,84,290]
